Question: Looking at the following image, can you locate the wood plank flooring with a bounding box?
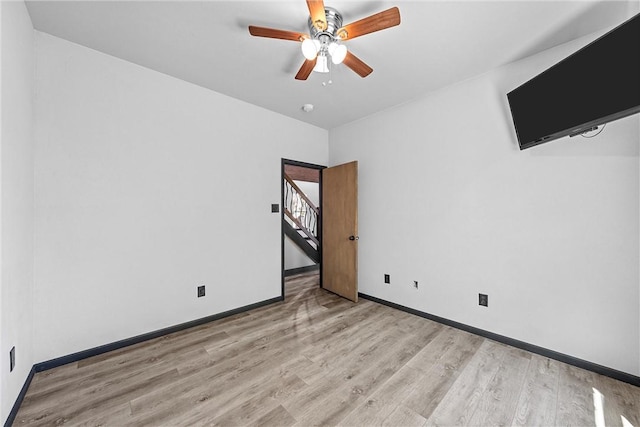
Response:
[14,272,640,426]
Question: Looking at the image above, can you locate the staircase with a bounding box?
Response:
[283,173,320,264]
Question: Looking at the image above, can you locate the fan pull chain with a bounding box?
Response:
[322,62,333,87]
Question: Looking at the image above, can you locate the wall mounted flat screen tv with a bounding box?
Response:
[507,13,639,150]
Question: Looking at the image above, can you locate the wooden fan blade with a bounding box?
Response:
[295,58,317,80]
[337,7,401,41]
[307,0,327,31]
[248,26,307,42]
[343,51,373,78]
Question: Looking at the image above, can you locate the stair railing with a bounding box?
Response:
[283,173,319,246]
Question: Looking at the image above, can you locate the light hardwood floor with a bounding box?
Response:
[14,272,640,426]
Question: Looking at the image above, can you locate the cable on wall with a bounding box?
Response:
[580,123,607,138]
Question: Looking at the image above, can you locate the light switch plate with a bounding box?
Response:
[479,294,488,307]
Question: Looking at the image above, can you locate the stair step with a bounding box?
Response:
[284,219,320,264]
[295,229,315,240]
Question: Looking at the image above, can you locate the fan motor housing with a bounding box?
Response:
[309,7,343,40]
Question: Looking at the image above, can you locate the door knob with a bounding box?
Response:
[349,235,359,241]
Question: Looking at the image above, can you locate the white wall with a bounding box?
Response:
[1,1,35,423]
[329,31,639,376]
[33,32,328,363]
[295,180,319,207]
[284,236,315,270]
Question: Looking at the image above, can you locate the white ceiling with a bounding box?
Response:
[25,0,639,130]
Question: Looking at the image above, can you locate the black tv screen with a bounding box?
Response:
[507,13,640,150]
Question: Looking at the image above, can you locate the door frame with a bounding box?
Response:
[281,158,326,299]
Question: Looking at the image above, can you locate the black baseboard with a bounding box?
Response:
[35,296,282,372]
[4,296,282,427]
[284,264,319,277]
[4,366,35,427]
[359,292,640,388]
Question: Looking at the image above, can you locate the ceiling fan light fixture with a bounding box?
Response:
[313,53,330,73]
[328,42,347,64]
[301,38,320,60]
[248,3,401,80]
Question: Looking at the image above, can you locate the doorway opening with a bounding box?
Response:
[281,159,326,299]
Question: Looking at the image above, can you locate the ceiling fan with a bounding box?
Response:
[248,0,401,80]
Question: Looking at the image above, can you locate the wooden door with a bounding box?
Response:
[322,161,358,302]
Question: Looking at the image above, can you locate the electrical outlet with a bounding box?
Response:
[384,274,390,284]
[413,281,419,289]
[197,285,205,298]
[10,346,15,372]
[479,293,488,307]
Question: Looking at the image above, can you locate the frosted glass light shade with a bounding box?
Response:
[313,54,329,73]
[329,43,347,64]
[301,39,320,60]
